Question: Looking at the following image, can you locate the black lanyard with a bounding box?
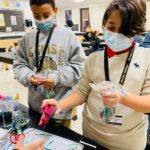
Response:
[35,26,54,73]
[104,46,135,85]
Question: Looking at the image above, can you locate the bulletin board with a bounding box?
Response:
[0,9,25,32]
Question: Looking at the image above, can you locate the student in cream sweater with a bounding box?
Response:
[42,0,150,149]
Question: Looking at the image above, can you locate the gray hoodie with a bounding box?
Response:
[13,27,86,119]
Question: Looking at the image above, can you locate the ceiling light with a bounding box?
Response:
[72,0,85,3]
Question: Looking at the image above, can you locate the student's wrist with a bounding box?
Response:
[59,100,67,111]
[28,73,36,86]
[48,73,58,87]
[30,75,34,84]
[120,93,129,105]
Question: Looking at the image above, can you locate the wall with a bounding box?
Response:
[147,1,150,31]
[57,1,150,33]
[57,3,107,32]
[0,0,150,35]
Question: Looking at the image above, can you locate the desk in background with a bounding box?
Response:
[82,43,105,56]
[0,34,24,52]
[0,52,15,64]
[76,32,104,43]
[0,38,20,51]
[0,104,108,150]
[0,48,92,64]
[82,41,106,48]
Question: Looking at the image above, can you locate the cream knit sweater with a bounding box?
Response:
[76,44,150,150]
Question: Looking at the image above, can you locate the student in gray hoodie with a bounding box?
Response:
[13,0,86,127]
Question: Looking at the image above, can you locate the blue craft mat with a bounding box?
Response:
[2,128,84,150]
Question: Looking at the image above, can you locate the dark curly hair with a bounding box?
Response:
[102,0,146,37]
[30,0,55,9]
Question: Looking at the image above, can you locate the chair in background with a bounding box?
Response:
[140,32,150,48]
[134,35,142,44]
[0,48,9,70]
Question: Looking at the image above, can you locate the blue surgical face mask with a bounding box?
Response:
[103,30,132,52]
[35,16,56,32]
